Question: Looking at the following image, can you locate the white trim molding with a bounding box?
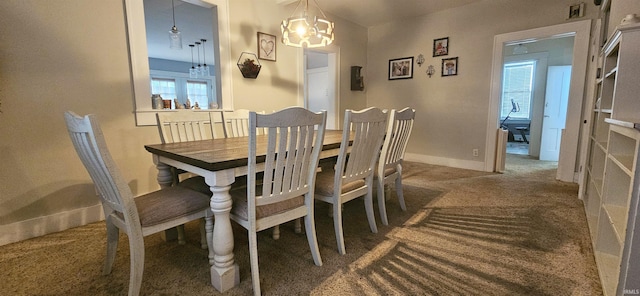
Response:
[0,204,104,247]
[405,153,486,172]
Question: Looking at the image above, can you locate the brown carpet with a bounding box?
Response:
[0,154,603,295]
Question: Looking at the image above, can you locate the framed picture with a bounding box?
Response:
[568,3,584,19]
[257,32,276,61]
[388,57,414,80]
[433,37,449,57]
[441,57,458,77]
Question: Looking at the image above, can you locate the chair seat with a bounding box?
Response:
[383,167,396,177]
[128,186,210,227]
[314,168,366,197]
[229,186,304,220]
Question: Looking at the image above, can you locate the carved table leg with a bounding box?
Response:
[154,159,174,188]
[205,171,240,292]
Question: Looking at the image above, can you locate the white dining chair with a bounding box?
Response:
[156,110,225,247]
[65,111,212,296]
[314,107,388,255]
[375,107,415,226]
[156,110,227,190]
[221,109,284,238]
[156,110,221,144]
[221,109,252,138]
[228,107,326,296]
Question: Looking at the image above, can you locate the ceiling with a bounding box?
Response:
[281,0,484,28]
[144,0,484,64]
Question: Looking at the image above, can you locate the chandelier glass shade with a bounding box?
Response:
[513,44,528,54]
[189,39,211,78]
[169,0,182,49]
[281,0,334,48]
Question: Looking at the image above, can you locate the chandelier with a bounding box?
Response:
[281,0,334,48]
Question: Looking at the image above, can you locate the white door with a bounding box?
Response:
[305,50,338,130]
[307,68,335,128]
[540,65,571,161]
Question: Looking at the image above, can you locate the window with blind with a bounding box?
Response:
[150,72,215,109]
[501,61,535,120]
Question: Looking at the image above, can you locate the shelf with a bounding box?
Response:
[609,154,634,175]
[605,117,640,129]
[586,173,602,212]
[596,208,622,255]
[603,204,628,242]
[595,251,621,296]
[603,161,632,206]
[607,124,640,173]
[596,140,608,151]
[592,177,604,198]
[583,23,640,296]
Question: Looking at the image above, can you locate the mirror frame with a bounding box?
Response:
[124,0,233,126]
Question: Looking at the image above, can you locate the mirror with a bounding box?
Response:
[124,0,232,125]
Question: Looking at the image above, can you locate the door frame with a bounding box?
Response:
[484,20,591,182]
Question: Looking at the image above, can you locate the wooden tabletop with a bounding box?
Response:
[145,129,345,172]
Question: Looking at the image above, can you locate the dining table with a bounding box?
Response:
[144,129,345,292]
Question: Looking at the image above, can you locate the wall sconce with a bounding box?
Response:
[351,66,364,91]
[427,65,435,78]
[416,54,425,67]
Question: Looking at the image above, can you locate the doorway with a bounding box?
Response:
[304,49,339,129]
[485,20,591,182]
[500,38,574,163]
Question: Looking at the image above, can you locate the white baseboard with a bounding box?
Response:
[404,153,486,171]
[0,204,104,246]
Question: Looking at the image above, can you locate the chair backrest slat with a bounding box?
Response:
[64,112,134,216]
[156,110,219,143]
[249,107,326,210]
[337,108,388,186]
[380,107,416,171]
[223,109,266,138]
[222,109,251,138]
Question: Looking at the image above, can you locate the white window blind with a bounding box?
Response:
[186,81,208,109]
[501,61,535,119]
[151,78,177,101]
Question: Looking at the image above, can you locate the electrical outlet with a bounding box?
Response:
[473,149,479,157]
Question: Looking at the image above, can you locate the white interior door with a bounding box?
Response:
[540,65,571,161]
[307,68,335,129]
[305,49,338,130]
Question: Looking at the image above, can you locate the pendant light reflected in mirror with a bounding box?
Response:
[189,44,198,78]
[169,0,182,49]
[200,39,210,76]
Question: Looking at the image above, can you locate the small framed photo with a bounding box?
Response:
[257,32,276,61]
[389,57,414,80]
[568,3,584,19]
[433,37,449,57]
[441,57,458,77]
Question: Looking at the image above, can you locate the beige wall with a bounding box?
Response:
[366,0,600,167]
[1,0,638,245]
[0,0,367,245]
